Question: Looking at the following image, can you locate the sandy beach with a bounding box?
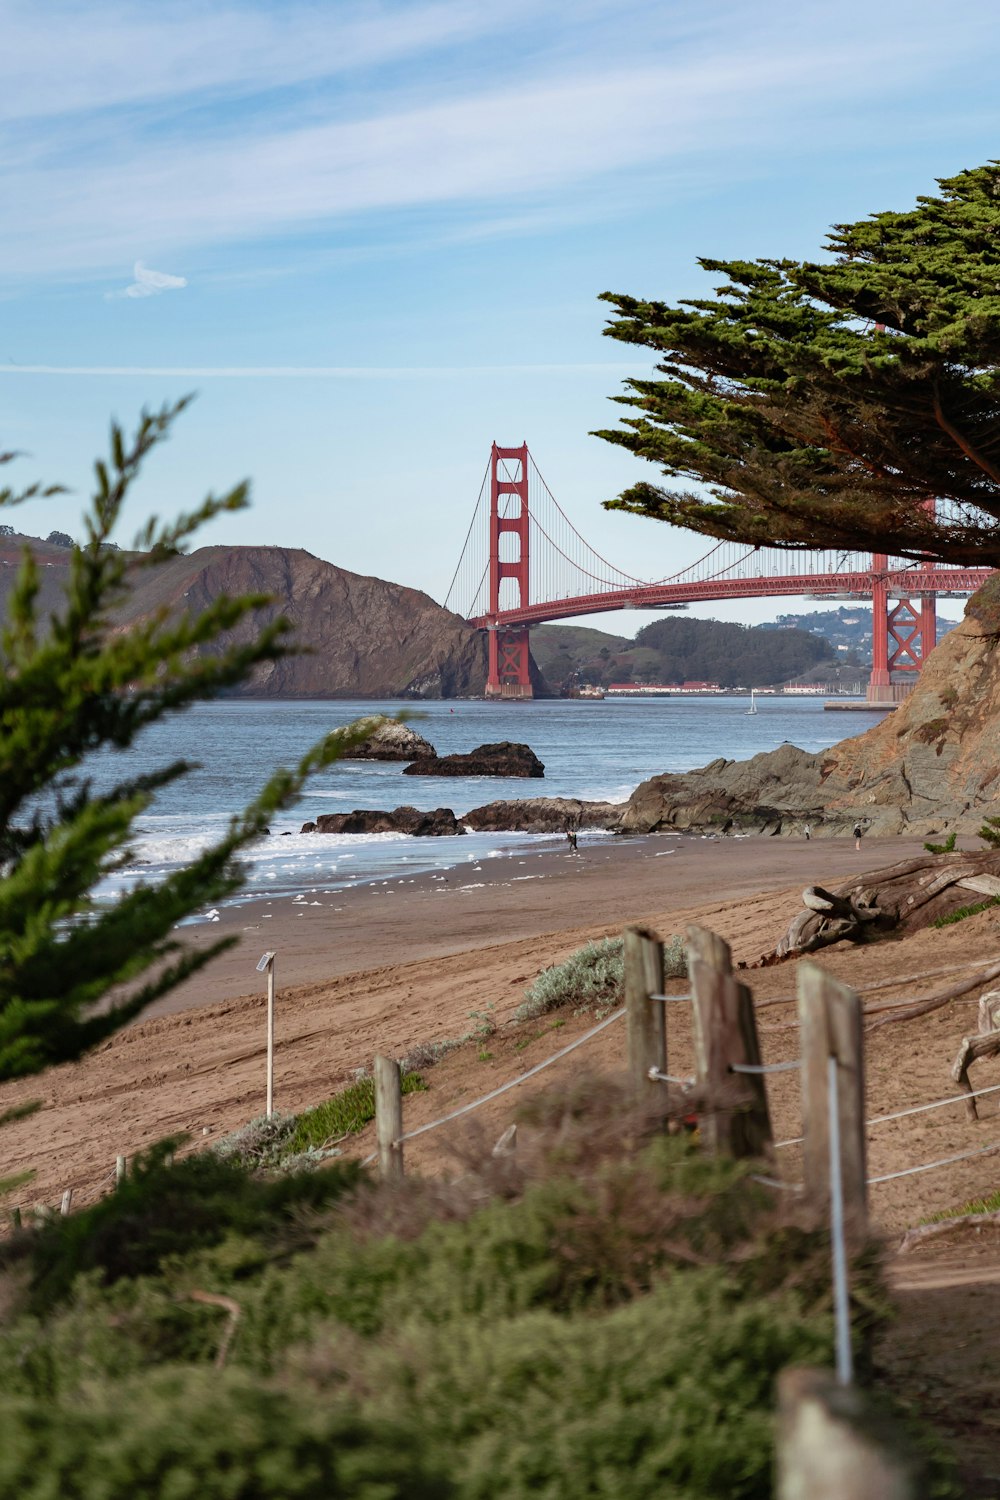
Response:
[152,830,933,1016]
[10,826,1000,1242]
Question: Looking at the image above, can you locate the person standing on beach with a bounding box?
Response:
[803,824,811,841]
[566,829,578,853]
[853,821,863,851]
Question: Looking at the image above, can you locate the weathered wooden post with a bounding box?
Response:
[374,1054,405,1181]
[624,926,666,1100]
[798,963,867,1237]
[687,924,772,1156]
[60,1189,73,1216]
[115,1154,127,1186]
[777,1368,917,1498]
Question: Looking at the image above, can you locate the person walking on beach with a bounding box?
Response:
[566,829,578,853]
[853,821,863,851]
[803,824,811,841]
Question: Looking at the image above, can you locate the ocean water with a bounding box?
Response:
[80,696,885,918]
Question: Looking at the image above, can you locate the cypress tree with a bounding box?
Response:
[595,163,1000,566]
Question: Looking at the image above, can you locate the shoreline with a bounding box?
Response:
[154,829,932,1020]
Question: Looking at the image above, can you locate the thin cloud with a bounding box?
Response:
[107,261,188,300]
[1,362,642,378]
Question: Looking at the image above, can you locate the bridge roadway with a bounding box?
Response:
[470,566,994,630]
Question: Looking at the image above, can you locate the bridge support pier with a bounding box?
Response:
[867,557,937,706]
[487,626,533,699]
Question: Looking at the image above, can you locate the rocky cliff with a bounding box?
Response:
[620,578,1000,838]
[2,538,495,699]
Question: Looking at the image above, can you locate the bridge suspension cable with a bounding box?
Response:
[443,442,991,626]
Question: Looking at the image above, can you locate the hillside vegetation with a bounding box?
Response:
[532,615,835,691]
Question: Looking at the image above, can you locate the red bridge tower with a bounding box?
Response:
[486,442,532,698]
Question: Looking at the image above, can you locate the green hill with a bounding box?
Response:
[532,615,835,691]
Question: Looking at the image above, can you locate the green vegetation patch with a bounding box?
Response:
[926,1188,1000,1223]
[287,1071,427,1153]
[931,896,1000,928]
[5,1140,359,1311]
[516,935,685,1022]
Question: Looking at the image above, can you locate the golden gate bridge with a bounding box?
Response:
[443,443,992,705]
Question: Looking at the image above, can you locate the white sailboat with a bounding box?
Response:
[746,689,758,715]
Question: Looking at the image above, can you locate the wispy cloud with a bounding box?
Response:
[1,0,997,279]
[1,363,641,379]
[107,261,187,300]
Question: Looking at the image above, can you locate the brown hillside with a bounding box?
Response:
[0,537,491,699]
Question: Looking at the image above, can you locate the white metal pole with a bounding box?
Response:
[266,960,275,1119]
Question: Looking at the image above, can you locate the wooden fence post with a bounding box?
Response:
[624,926,666,1100]
[374,1055,405,1181]
[798,963,867,1236]
[687,924,772,1157]
[115,1154,127,1186]
[777,1367,917,1499]
[60,1189,73,1216]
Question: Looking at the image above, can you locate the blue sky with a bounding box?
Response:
[2,0,998,630]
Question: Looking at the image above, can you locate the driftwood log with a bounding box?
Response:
[760,851,1000,965]
[951,991,1000,1119]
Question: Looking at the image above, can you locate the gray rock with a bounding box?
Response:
[463,797,622,832]
[346,723,437,761]
[403,741,544,778]
[310,806,464,836]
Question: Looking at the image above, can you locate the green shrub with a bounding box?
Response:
[287,1072,426,1154]
[516,936,686,1022]
[0,1367,451,1499]
[214,1112,297,1170]
[923,831,956,854]
[8,1139,358,1311]
[360,1276,831,1500]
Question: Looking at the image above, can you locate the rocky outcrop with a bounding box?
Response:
[309,807,464,836]
[463,797,622,832]
[620,578,1000,837]
[620,744,827,836]
[346,723,437,761]
[403,742,545,778]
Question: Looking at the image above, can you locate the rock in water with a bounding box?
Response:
[403,742,544,778]
[463,797,621,832]
[309,807,464,836]
[346,723,437,761]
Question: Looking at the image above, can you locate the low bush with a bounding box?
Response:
[516,935,686,1022]
[287,1072,427,1154]
[0,1367,451,1500]
[7,1139,358,1311]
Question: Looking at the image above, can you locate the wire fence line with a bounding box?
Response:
[377,1007,627,1155]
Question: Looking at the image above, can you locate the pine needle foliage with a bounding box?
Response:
[0,400,380,1081]
[596,163,1000,566]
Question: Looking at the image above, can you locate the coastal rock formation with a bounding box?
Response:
[620,580,1000,837]
[402,742,545,778]
[347,723,437,760]
[309,807,464,836]
[620,743,826,836]
[463,797,622,832]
